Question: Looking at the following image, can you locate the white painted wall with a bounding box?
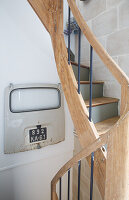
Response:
[0,0,74,199]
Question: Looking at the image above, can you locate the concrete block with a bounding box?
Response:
[92,8,117,37]
[93,36,106,61]
[92,57,118,81]
[103,80,121,100]
[81,34,90,63]
[107,0,122,8]
[77,0,106,21]
[78,37,106,67]
[107,28,129,56]
[103,79,121,114]
[76,36,106,66]
[75,32,90,64]
[119,0,129,29]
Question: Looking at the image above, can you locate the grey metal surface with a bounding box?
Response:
[80,84,103,100]
[72,65,89,81]
[88,102,118,123]
[4,83,65,154]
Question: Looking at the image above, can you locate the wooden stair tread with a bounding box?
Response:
[74,116,119,136]
[71,61,89,69]
[85,97,119,107]
[80,81,104,84]
[95,116,120,135]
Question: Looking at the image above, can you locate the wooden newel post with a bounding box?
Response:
[105,112,129,200]
[51,183,58,200]
[120,85,129,115]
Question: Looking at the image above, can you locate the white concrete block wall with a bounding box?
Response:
[77,0,106,21]
[107,0,123,8]
[76,0,129,105]
[107,28,129,56]
[92,8,117,37]
[119,1,129,29]
[0,0,74,200]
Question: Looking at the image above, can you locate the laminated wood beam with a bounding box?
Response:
[67,0,129,86]
[105,112,129,200]
[27,1,129,199]
[27,0,106,198]
[52,113,129,200]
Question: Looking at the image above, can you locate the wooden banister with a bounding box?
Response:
[51,184,58,200]
[121,85,129,115]
[27,0,129,199]
[67,0,129,116]
[52,134,108,186]
[28,0,107,195]
[67,0,129,86]
[105,112,129,200]
[51,112,129,200]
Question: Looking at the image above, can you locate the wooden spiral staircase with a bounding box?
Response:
[27,0,129,199]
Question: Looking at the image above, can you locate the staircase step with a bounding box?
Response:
[85,97,119,123]
[80,81,104,84]
[95,116,120,136]
[80,82,104,100]
[74,116,119,137]
[72,63,89,81]
[85,97,119,107]
[71,61,89,69]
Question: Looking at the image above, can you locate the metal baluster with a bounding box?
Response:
[68,6,71,64]
[78,160,81,200]
[89,45,93,122]
[68,169,70,200]
[90,152,94,200]
[78,27,81,94]
[59,177,62,200]
[89,45,94,200]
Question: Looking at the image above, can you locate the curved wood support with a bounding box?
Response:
[28,0,52,33]
[51,113,129,200]
[53,36,106,199]
[67,0,129,116]
[121,85,129,115]
[51,184,58,200]
[27,0,129,199]
[67,0,129,87]
[105,112,129,200]
[52,134,108,186]
[27,0,106,197]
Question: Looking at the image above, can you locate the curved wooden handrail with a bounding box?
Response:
[105,111,129,200]
[67,0,129,115]
[51,112,129,200]
[52,133,108,186]
[67,0,129,86]
[27,0,129,199]
[51,134,108,200]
